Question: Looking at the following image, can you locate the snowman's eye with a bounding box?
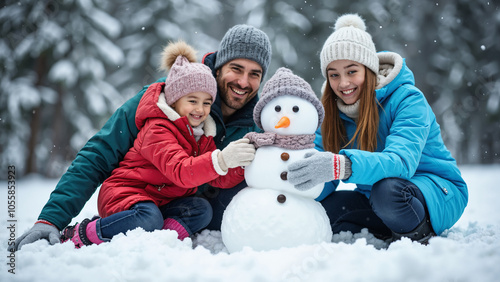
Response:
[275,105,281,112]
[292,106,299,113]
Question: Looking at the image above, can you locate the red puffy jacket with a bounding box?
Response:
[98,82,244,217]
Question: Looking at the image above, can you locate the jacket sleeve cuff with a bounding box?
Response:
[35,219,58,230]
[212,150,228,176]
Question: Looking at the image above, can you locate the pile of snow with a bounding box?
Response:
[1,165,499,281]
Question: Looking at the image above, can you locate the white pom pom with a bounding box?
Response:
[334,14,366,31]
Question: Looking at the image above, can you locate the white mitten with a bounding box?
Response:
[218,138,256,171]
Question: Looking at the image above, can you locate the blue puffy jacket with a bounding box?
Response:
[315,52,468,235]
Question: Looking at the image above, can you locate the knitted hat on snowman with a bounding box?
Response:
[160,41,217,105]
[253,67,324,130]
[320,14,379,77]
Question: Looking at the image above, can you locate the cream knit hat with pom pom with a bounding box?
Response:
[320,14,379,77]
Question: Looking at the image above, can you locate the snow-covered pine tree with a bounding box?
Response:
[0,0,126,177]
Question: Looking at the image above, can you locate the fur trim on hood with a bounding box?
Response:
[376,52,404,90]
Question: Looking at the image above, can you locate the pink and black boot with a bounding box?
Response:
[60,217,105,248]
[162,218,190,240]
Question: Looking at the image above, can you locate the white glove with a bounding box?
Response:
[218,138,256,171]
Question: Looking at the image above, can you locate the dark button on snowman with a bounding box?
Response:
[221,68,332,253]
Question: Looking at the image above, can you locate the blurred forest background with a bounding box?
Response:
[1,0,499,178]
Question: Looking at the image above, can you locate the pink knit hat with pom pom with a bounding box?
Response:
[161,41,217,105]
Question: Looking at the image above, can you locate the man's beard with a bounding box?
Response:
[216,75,257,111]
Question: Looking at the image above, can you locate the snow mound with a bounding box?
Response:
[1,165,499,281]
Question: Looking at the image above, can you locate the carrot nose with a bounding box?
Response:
[275,116,290,128]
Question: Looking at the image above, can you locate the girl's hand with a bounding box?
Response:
[218,138,256,171]
[287,151,351,191]
[10,221,61,251]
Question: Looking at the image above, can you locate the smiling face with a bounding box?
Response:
[171,91,213,127]
[216,58,263,118]
[326,60,366,105]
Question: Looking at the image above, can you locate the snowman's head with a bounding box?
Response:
[260,95,319,135]
[253,68,324,132]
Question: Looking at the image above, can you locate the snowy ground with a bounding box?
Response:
[1,164,499,282]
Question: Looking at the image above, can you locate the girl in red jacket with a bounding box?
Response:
[60,41,255,248]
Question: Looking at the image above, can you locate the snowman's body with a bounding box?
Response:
[245,146,323,198]
[221,187,331,252]
[221,93,332,253]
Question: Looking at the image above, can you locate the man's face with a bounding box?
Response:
[216,58,263,113]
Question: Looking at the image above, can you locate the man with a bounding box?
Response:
[12,24,272,250]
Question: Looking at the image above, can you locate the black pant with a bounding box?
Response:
[321,178,429,238]
[199,181,248,231]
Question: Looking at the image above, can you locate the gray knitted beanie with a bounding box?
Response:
[320,14,379,77]
[214,24,272,78]
[253,67,324,130]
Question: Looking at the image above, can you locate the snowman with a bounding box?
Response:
[221,68,332,253]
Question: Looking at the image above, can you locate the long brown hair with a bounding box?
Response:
[321,67,379,153]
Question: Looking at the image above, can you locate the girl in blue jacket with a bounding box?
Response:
[287,14,468,244]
